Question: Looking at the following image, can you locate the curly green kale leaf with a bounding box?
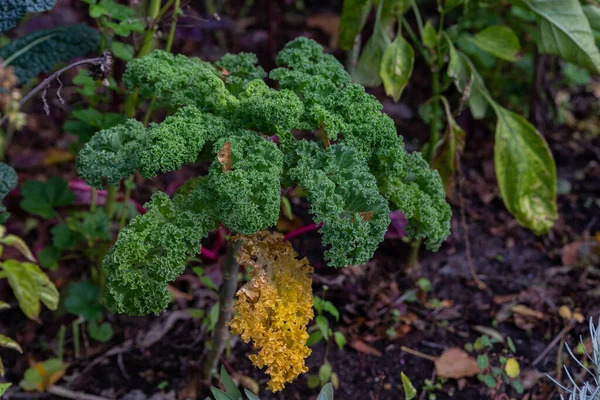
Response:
[271,36,351,92]
[123,50,237,113]
[104,191,216,315]
[0,0,56,34]
[381,152,451,251]
[77,106,235,187]
[208,131,284,234]
[287,141,390,266]
[0,25,100,83]
[215,52,267,96]
[270,38,450,250]
[76,119,147,188]
[235,80,304,134]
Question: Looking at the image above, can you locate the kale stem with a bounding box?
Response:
[105,185,118,219]
[119,176,134,229]
[427,69,441,163]
[90,187,97,212]
[406,238,421,271]
[399,16,430,66]
[203,238,244,379]
[124,0,162,118]
[165,0,181,53]
[345,33,361,76]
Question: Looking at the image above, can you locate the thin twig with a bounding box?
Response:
[532,321,575,367]
[47,385,110,400]
[401,346,437,362]
[0,54,110,126]
[457,162,491,294]
[372,372,386,400]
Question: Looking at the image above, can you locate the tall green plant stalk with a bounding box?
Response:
[403,3,447,268]
[142,0,180,126]
[203,239,244,379]
[123,0,162,118]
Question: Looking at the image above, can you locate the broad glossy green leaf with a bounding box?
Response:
[401,372,416,400]
[0,382,11,396]
[583,5,600,41]
[1,260,59,319]
[0,234,35,262]
[111,41,134,61]
[317,383,335,400]
[38,246,61,270]
[353,0,390,86]
[493,105,557,234]
[422,21,438,50]
[87,321,113,342]
[442,0,463,12]
[334,331,346,350]
[469,25,521,61]
[445,36,489,118]
[20,177,75,219]
[64,281,103,322]
[522,0,600,73]
[0,334,22,353]
[339,0,373,50]
[244,389,260,400]
[380,36,414,101]
[315,315,330,339]
[24,262,59,312]
[319,362,332,385]
[210,388,234,400]
[307,330,323,346]
[353,26,390,86]
[220,365,242,400]
[1,260,38,319]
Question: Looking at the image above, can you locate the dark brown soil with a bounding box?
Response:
[1,1,599,400]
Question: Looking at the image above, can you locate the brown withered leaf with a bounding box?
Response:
[217,142,232,172]
[431,114,466,200]
[359,211,374,222]
[349,339,382,357]
[435,348,481,379]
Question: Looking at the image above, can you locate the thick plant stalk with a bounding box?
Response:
[124,0,162,117]
[203,238,244,378]
[142,0,181,126]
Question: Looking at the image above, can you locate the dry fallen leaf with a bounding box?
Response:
[306,14,340,50]
[512,304,543,319]
[434,348,481,379]
[43,148,74,166]
[505,358,520,378]
[349,339,382,357]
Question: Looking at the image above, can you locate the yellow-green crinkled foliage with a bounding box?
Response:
[229,232,314,392]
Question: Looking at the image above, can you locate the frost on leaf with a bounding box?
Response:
[229,232,314,392]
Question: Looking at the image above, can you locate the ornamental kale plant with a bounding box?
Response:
[76,37,451,390]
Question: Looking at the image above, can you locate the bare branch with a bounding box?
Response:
[0,52,112,126]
